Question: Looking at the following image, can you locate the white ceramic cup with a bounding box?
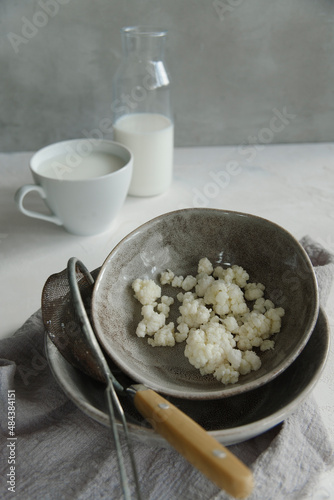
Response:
[15,139,133,236]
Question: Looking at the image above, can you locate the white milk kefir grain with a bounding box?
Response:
[114,112,174,196]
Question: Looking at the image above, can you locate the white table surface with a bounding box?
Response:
[1,143,333,498]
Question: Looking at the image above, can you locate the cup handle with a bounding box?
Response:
[14,184,62,226]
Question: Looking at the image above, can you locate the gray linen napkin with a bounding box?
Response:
[0,237,333,500]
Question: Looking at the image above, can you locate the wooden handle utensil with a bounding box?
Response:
[133,385,254,499]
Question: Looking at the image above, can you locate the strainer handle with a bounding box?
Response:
[133,386,254,498]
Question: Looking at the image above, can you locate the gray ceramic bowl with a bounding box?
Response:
[92,208,319,399]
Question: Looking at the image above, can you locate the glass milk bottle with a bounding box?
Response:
[112,26,173,197]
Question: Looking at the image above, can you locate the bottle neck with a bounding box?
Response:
[121,26,167,61]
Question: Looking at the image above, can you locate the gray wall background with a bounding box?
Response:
[1,0,334,152]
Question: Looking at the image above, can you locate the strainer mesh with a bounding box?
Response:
[42,267,105,382]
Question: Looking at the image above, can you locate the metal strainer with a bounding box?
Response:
[42,258,254,499]
[42,258,142,500]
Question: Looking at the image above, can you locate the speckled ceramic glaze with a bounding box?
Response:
[45,308,329,446]
[91,208,319,399]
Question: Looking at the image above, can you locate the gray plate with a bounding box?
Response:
[45,308,329,446]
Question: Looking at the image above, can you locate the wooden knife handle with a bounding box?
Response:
[133,386,254,499]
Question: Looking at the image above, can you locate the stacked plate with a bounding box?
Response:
[44,209,329,446]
